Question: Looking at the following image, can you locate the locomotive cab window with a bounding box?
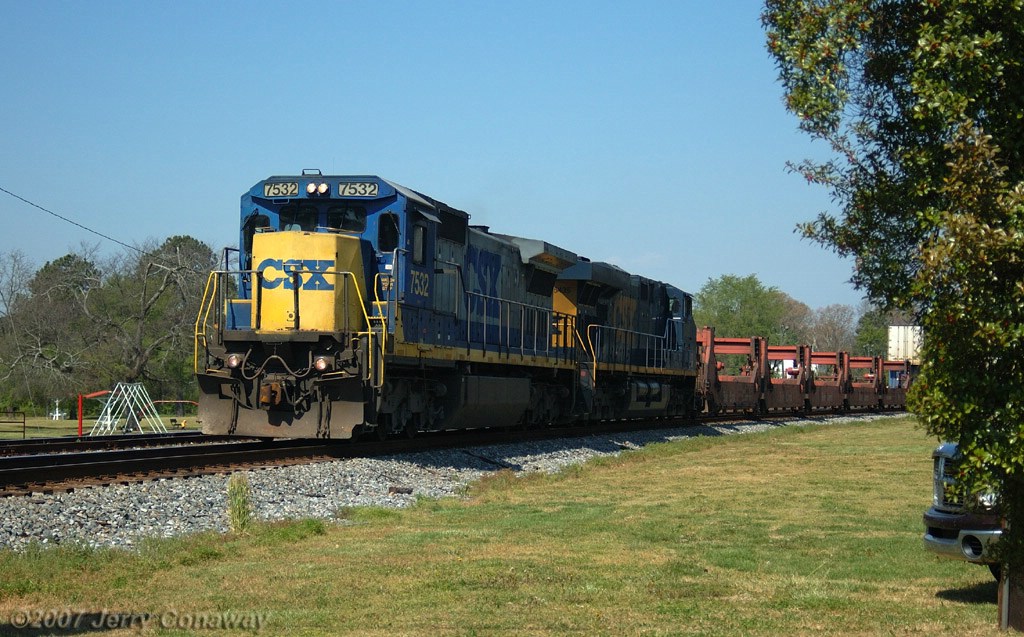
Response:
[669,296,692,319]
[326,205,367,233]
[279,205,318,231]
[378,213,400,252]
[242,213,270,254]
[412,225,426,265]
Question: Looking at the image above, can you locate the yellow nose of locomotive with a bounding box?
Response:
[251,231,367,333]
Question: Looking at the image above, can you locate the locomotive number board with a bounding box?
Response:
[338,182,379,197]
[263,182,299,197]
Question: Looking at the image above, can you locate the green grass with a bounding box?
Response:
[0,416,1003,635]
[0,416,198,440]
[0,417,80,439]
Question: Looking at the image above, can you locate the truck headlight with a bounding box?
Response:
[975,490,998,510]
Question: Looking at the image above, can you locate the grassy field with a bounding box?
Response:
[0,416,198,440]
[0,416,1003,635]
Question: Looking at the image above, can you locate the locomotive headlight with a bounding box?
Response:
[316,182,330,195]
[314,355,332,372]
[306,182,318,195]
[225,353,243,369]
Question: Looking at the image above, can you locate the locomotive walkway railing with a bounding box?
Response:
[463,290,576,363]
[429,254,577,364]
[585,320,686,381]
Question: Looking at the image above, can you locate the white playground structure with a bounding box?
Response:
[88,383,168,435]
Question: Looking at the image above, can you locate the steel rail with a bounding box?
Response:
[0,431,239,457]
[0,439,344,496]
[0,409,904,497]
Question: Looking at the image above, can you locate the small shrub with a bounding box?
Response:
[227,473,254,534]
[334,506,355,520]
[351,507,402,523]
[177,544,225,566]
[254,519,327,545]
[469,469,521,495]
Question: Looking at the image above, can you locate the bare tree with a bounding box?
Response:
[807,304,857,352]
[0,237,216,408]
[0,250,32,318]
[83,236,216,387]
[777,292,812,345]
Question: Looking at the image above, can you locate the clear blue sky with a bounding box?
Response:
[0,1,859,310]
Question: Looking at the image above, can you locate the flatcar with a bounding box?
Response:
[195,172,699,438]
[695,327,913,414]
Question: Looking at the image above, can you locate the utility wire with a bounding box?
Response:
[0,184,144,255]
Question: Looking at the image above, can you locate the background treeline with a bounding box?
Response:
[692,273,911,357]
[0,240,902,416]
[0,236,217,415]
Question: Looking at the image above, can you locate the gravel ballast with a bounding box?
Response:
[0,414,903,551]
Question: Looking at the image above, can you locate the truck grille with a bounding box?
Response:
[934,454,964,510]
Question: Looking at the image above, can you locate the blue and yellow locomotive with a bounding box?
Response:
[195,172,698,438]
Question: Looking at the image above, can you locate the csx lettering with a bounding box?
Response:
[410,270,430,297]
[258,259,335,290]
[466,245,501,316]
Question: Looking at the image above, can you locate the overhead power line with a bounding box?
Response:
[0,184,143,254]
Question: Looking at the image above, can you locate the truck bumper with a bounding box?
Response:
[923,506,1002,563]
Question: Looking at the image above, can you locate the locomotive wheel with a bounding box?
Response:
[391,404,416,439]
[368,415,389,442]
[402,413,420,439]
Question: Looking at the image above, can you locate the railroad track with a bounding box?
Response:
[0,438,353,497]
[0,431,235,457]
[0,410,901,497]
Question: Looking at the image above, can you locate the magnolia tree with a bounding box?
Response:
[763,0,1024,615]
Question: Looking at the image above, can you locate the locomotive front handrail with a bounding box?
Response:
[194,267,387,388]
[372,271,397,329]
[194,271,220,374]
[314,268,386,387]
